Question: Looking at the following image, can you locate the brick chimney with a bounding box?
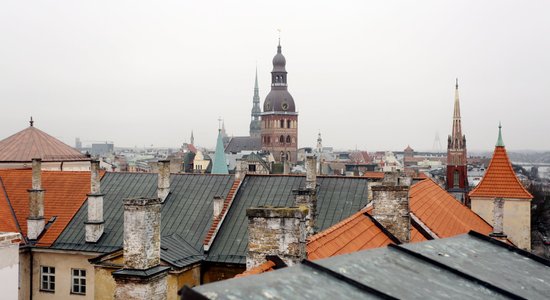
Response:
[157,160,170,202]
[86,160,104,243]
[246,206,307,270]
[27,158,45,241]
[213,196,224,219]
[371,172,411,243]
[489,197,507,242]
[293,155,317,235]
[235,161,246,181]
[113,197,169,300]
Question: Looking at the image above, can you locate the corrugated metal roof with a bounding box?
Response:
[53,173,234,257]
[195,233,550,299]
[206,175,370,264]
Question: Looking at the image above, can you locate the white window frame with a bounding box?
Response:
[40,266,55,292]
[71,268,86,295]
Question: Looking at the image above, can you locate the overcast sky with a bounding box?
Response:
[1,0,549,151]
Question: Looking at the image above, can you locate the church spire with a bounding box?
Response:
[190,130,194,145]
[250,68,262,138]
[450,78,463,149]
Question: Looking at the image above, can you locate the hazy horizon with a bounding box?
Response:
[1,1,549,152]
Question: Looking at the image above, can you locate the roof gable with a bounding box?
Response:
[206,175,370,264]
[0,169,92,246]
[307,207,394,260]
[0,126,88,162]
[410,179,492,238]
[469,146,532,199]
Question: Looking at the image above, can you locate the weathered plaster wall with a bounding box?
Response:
[471,197,531,250]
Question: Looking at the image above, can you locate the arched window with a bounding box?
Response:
[286,135,291,144]
[287,120,291,128]
[280,151,285,161]
[287,152,291,161]
[267,136,271,144]
[280,120,284,128]
[279,135,285,143]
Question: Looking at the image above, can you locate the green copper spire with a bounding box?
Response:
[496,122,505,147]
[211,129,229,174]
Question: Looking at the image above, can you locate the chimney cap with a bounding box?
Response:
[123,197,162,206]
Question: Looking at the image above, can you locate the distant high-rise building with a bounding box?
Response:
[250,68,262,138]
[261,40,298,163]
[446,79,468,202]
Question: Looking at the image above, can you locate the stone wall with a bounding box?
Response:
[0,232,20,300]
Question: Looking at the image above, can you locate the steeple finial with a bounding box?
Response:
[496,122,505,147]
[217,117,222,131]
[29,116,34,127]
[455,78,458,89]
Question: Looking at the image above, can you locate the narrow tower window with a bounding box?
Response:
[279,135,285,143]
[453,170,459,188]
[286,136,291,144]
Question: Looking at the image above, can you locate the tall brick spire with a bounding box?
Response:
[446,79,468,203]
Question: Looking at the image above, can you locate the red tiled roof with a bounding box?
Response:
[203,179,241,247]
[410,225,428,242]
[410,179,492,238]
[307,207,394,260]
[0,182,19,234]
[0,126,88,162]
[363,172,384,179]
[469,146,532,199]
[234,260,276,278]
[0,169,96,246]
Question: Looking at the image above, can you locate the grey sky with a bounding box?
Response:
[1,0,549,151]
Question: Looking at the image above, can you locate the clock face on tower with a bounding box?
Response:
[281,102,289,111]
[265,100,271,111]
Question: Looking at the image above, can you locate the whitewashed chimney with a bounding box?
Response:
[27,158,45,240]
[213,196,224,219]
[157,160,170,202]
[113,197,168,300]
[85,160,104,243]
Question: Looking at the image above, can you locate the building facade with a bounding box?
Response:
[446,79,468,202]
[261,41,298,163]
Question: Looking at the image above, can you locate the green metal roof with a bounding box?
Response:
[206,175,370,264]
[212,130,229,174]
[53,172,234,265]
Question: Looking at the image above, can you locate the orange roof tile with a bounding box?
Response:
[0,125,88,162]
[410,179,492,238]
[307,207,394,260]
[0,169,96,246]
[410,226,428,243]
[469,146,532,199]
[234,260,276,278]
[0,181,20,234]
[363,172,384,179]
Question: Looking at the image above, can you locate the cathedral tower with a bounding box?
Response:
[250,68,262,138]
[261,41,298,163]
[446,79,468,202]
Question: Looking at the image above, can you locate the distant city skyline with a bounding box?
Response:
[1,1,549,151]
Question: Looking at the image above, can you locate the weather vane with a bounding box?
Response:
[277,28,281,44]
[218,117,223,130]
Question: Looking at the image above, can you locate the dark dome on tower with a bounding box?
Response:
[263,42,296,113]
[272,45,286,72]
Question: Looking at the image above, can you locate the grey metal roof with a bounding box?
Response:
[224,136,261,154]
[206,175,370,264]
[161,234,203,268]
[53,173,234,260]
[194,233,550,299]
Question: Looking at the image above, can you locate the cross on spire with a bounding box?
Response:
[29,116,34,127]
